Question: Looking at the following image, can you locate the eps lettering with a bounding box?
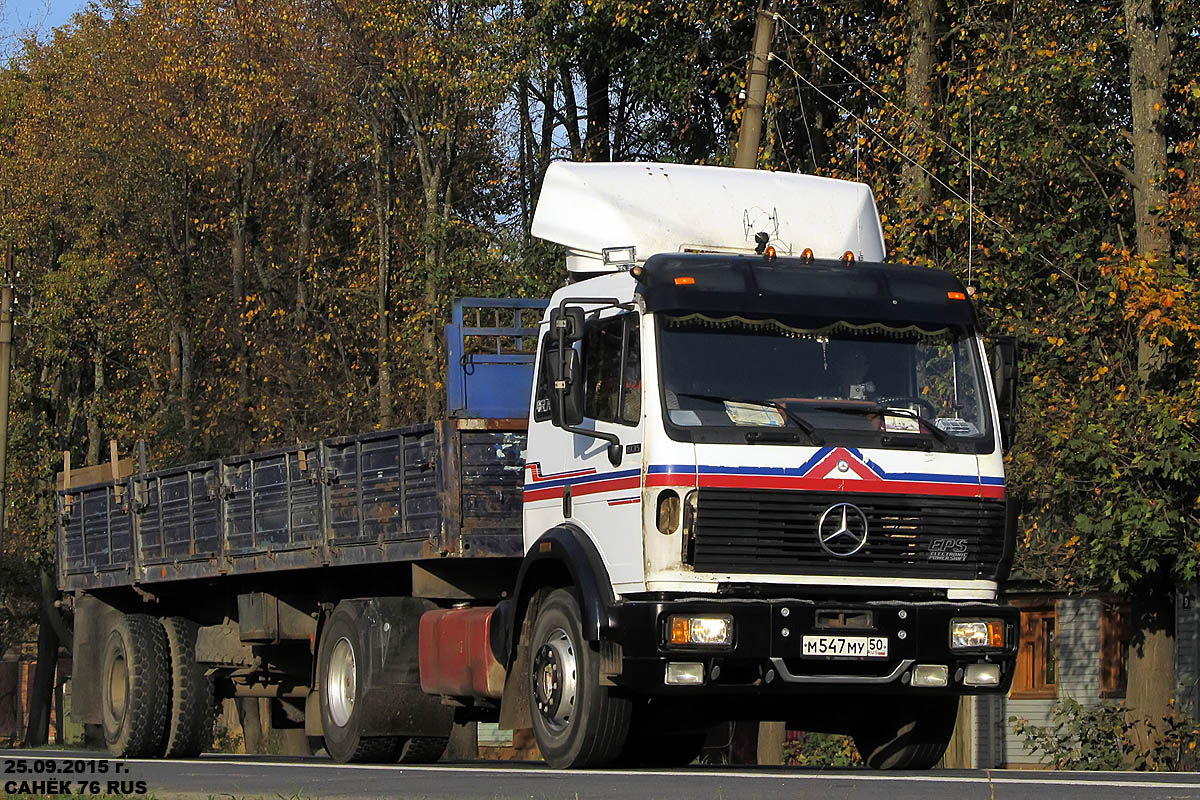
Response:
[928,537,969,562]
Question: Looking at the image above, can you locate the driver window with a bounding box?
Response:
[582,314,640,426]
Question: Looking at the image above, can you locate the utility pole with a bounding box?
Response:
[0,245,13,545]
[734,2,777,170]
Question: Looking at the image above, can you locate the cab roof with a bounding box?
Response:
[636,253,976,328]
[532,162,886,275]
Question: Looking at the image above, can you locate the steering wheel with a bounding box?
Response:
[878,396,937,418]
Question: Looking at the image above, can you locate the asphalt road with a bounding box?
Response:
[4,750,1200,800]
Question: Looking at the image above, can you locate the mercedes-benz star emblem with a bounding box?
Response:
[816,503,869,557]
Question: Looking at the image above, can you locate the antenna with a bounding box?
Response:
[855,120,861,181]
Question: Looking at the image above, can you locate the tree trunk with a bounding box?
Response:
[296,158,315,327]
[1125,585,1176,750]
[583,57,611,162]
[238,696,267,754]
[756,721,785,765]
[85,347,105,466]
[1123,0,1173,384]
[23,571,61,747]
[231,162,254,449]
[902,0,935,211]
[539,69,556,185]
[179,326,193,450]
[371,115,394,429]
[558,64,584,160]
[397,89,448,423]
[517,74,533,234]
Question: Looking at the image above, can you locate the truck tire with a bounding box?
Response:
[528,588,631,768]
[161,617,214,758]
[853,695,958,769]
[317,603,401,763]
[100,613,170,758]
[397,735,449,763]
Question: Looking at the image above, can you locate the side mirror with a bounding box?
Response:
[989,336,1018,450]
[549,346,584,428]
[548,307,585,344]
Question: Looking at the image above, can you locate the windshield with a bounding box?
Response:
[657,314,993,451]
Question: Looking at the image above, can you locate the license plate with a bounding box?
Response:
[801,635,888,658]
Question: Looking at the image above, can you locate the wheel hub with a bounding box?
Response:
[531,626,577,732]
[106,649,128,720]
[325,637,357,728]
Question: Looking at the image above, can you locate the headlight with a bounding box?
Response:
[667,614,734,647]
[950,618,1006,649]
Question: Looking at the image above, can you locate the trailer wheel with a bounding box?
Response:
[161,617,214,758]
[528,588,631,768]
[853,695,958,769]
[396,735,448,764]
[100,614,171,758]
[317,603,401,763]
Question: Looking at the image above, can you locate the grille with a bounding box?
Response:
[689,489,1007,579]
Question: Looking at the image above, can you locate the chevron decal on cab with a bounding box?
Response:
[645,447,1005,499]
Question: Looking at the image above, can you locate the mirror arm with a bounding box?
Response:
[561,424,623,467]
[557,296,631,318]
[553,300,624,467]
[553,363,623,466]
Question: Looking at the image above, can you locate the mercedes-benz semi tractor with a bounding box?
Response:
[58,161,1019,769]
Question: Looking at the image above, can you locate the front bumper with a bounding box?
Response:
[609,597,1018,696]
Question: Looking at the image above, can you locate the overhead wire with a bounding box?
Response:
[775,12,999,183]
[771,50,1084,291]
[782,25,819,171]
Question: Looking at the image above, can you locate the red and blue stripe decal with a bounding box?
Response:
[525,447,1004,503]
[523,463,641,503]
[645,447,1005,499]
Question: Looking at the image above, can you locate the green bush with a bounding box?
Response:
[1011,697,1200,770]
[782,732,862,767]
[1011,698,1132,769]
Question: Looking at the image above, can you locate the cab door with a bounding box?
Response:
[523,310,645,589]
[571,311,644,587]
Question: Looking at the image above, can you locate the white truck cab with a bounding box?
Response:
[511,162,1019,769]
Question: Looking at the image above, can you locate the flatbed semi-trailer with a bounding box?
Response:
[58,163,1020,770]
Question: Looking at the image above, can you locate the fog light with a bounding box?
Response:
[950,618,1006,649]
[668,614,734,646]
[665,662,705,685]
[912,664,949,687]
[964,663,1001,687]
[657,490,681,534]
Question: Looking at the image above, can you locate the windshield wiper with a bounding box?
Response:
[807,401,953,446]
[672,392,824,444]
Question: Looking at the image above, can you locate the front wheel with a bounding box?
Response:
[528,589,631,768]
[852,695,958,769]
